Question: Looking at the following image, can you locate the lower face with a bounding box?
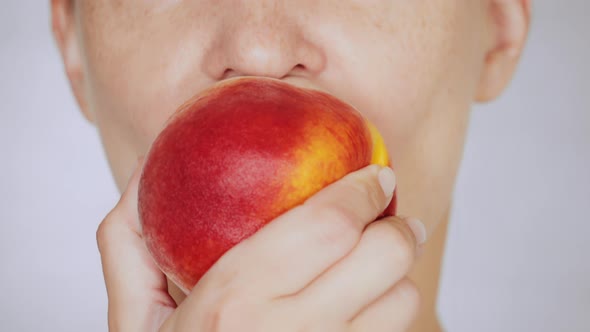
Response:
[75,0,488,234]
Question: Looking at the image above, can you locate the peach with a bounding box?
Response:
[138,77,395,293]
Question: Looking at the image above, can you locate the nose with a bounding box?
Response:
[201,3,326,80]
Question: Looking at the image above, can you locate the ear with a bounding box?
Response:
[476,0,531,102]
[51,0,94,123]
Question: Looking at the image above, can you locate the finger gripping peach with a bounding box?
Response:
[138,77,396,293]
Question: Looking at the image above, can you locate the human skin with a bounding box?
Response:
[52,0,530,330]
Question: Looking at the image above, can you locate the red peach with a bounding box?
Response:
[138,77,395,293]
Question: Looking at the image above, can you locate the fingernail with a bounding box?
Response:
[406,217,427,245]
[378,167,396,197]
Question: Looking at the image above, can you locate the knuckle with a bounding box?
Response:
[95,218,113,254]
[314,205,362,251]
[345,174,384,213]
[377,222,415,269]
[95,209,123,253]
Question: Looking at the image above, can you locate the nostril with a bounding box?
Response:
[286,64,306,77]
[221,68,238,80]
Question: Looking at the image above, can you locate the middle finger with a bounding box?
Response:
[290,216,419,322]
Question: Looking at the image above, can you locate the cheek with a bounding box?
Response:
[328,2,485,159]
[80,4,214,153]
[330,1,487,223]
[78,4,218,188]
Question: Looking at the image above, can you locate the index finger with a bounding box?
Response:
[206,164,396,297]
[97,159,176,331]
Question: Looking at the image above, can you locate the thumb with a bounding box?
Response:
[97,158,176,331]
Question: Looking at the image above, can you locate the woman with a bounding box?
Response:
[51,0,530,330]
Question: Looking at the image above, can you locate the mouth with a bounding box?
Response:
[216,75,330,95]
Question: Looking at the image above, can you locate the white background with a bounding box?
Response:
[1,2,588,331]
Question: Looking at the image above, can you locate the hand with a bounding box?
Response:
[97,161,426,331]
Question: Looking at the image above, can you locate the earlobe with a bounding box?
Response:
[51,0,94,123]
[476,0,531,102]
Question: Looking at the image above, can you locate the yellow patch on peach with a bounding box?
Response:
[274,127,352,213]
[367,121,389,166]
